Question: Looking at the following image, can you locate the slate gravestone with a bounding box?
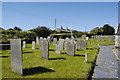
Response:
[53,38,57,45]
[85,53,88,62]
[41,38,49,59]
[36,36,39,45]
[76,39,81,50]
[64,37,69,50]
[59,39,64,50]
[23,41,26,48]
[55,44,61,54]
[32,41,35,49]
[10,39,23,74]
[81,40,87,49]
[66,39,75,56]
[108,36,115,42]
[39,37,43,50]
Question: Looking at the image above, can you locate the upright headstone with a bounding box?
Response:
[59,39,64,50]
[10,39,22,74]
[81,40,87,49]
[85,53,88,62]
[36,36,39,45]
[66,39,75,56]
[55,44,61,54]
[23,41,26,48]
[47,36,51,42]
[86,37,89,40]
[53,38,57,45]
[41,38,49,59]
[32,41,35,49]
[76,39,81,50]
[39,37,43,50]
[64,37,69,50]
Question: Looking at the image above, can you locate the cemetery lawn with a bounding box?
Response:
[1,39,114,78]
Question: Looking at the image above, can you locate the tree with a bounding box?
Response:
[102,24,115,35]
[90,27,103,35]
[13,26,22,31]
[8,28,14,30]
[29,26,51,38]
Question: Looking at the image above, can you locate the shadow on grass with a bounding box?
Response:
[86,48,94,50]
[0,56,9,58]
[49,49,55,51]
[76,49,83,51]
[49,57,66,60]
[74,54,85,57]
[23,66,55,76]
[61,53,67,54]
[22,51,34,54]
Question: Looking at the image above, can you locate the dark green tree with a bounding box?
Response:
[14,26,22,31]
[90,27,103,35]
[29,26,51,38]
[102,24,115,35]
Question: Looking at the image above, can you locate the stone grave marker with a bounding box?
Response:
[64,37,69,50]
[76,39,81,50]
[36,36,39,45]
[108,36,115,42]
[23,41,26,48]
[86,37,89,40]
[10,39,23,74]
[81,40,87,49]
[66,39,75,56]
[32,41,35,49]
[85,53,88,62]
[53,38,57,45]
[55,44,61,54]
[59,39,64,50]
[41,38,49,59]
[39,37,43,50]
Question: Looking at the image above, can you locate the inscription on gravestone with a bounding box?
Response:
[41,38,49,59]
[10,39,22,74]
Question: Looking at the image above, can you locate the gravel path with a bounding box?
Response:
[92,45,118,78]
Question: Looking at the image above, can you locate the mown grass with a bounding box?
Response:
[1,38,114,78]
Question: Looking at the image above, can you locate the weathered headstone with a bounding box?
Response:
[55,44,61,54]
[59,39,64,50]
[23,41,26,48]
[10,39,22,74]
[32,41,35,49]
[76,39,81,50]
[53,38,57,45]
[41,38,49,59]
[39,37,43,50]
[81,40,87,49]
[47,36,51,42]
[85,53,88,62]
[64,37,69,50]
[66,39,75,56]
[36,36,39,45]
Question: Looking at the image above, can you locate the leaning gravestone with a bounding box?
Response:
[23,41,26,48]
[10,39,23,74]
[81,40,87,49]
[36,36,39,45]
[32,41,35,49]
[66,39,75,56]
[41,38,49,59]
[53,38,57,45]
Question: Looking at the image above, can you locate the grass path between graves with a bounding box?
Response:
[1,38,114,78]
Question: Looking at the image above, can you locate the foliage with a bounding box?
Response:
[102,24,115,35]
[90,24,115,35]
[13,26,22,31]
[29,26,51,38]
